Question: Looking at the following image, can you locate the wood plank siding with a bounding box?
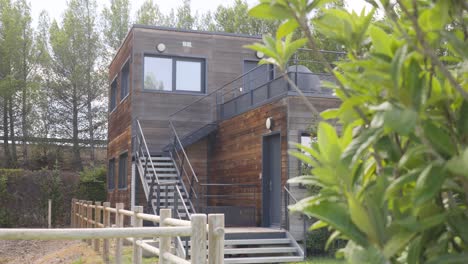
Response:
[107,30,134,207]
[207,98,288,226]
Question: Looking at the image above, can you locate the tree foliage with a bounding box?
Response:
[248,0,468,263]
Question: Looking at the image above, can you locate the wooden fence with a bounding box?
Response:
[0,199,225,264]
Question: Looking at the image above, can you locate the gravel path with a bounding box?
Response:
[0,240,103,264]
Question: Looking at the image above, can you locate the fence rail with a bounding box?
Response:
[0,199,225,264]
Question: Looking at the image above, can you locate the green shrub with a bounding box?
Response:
[39,162,63,226]
[0,169,23,227]
[77,165,106,202]
[249,1,468,263]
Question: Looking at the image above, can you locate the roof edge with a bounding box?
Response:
[132,24,263,39]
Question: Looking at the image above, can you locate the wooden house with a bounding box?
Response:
[107,25,340,263]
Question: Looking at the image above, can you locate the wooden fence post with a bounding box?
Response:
[159,209,172,264]
[191,214,207,264]
[115,203,124,264]
[80,200,85,230]
[133,206,143,264]
[71,199,76,228]
[94,201,101,252]
[103,202,111,263]
[209,214,225,264]
[87,201,93,245]
[48,199,52,228]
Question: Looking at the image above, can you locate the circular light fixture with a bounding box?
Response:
[255,51,265,59]
[156,43,166,53]
[266,117,273,130]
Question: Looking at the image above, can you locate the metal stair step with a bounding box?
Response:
[224,256,304,264]
[224,247,297,255]
[224,239,291,246]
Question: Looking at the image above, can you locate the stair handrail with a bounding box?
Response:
[168,120,199,184]
[136,119,160,185]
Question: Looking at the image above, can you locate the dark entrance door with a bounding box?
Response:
[262,133,281,227]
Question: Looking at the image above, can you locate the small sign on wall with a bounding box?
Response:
[182,41,192,47]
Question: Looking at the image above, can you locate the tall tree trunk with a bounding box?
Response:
[3,99,11,168]
[87,99,95,164]
[72,84,82,170]
[85,1,95,165]
[21,36,29,168]
[21,85,28,167]
[8,97,17,167]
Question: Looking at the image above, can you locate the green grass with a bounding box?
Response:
[292,257,345,264]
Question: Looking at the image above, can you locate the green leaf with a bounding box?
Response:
[385,169,419,200]
[457,100,468,138]
[407,236,423,264]
[284,37,307,63]
[369,25,392,56]
[413,164,446,206]
[321,108,340,120]
[446,148,468,177]
[317,122,341,162]
[383,230,415,258]
[248,3,292,20]
[426,253,468,264]
[342,128,382,165]
[290,199,369,247]
[276,19,299,39]
[310,220,328,230]
[391,45,407,94]
[423,121,456,158]
[343,241,386,264]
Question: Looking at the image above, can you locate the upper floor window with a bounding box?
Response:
[144,55,205,93]
[121,62,130,99]
[118,152,128,189]
[108,158,115,190]
[110,79,117,112]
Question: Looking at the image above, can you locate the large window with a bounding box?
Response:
[121,62,130,99]
[110,79,117,111]
[108,158,115,190]
[144,56,205,93]
[118,152,128,189]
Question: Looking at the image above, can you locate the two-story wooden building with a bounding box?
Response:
[107,25,340,263]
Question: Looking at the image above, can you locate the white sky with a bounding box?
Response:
[30,0,370,28]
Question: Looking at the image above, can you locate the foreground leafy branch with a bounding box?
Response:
[247,0,468,263]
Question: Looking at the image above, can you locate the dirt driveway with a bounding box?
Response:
[0,240,103,264]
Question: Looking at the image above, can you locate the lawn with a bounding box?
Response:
[292,257,345,264]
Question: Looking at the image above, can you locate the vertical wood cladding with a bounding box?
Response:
[107,30,133,209]
[208,98,288,225]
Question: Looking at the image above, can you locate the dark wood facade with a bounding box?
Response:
[107,25,341,237]
[107,30,133,207]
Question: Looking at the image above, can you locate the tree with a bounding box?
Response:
[213,0,277,35]
[48,0,104,170]
[14,0,34,167]
[134,0,164,26]
[248,0,468,263]
[175,0,195,30]
[101,0,131,52]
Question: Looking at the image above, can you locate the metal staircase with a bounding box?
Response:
[135,120,305,263]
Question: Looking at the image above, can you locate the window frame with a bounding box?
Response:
[120,61,130,101]
[109,77,118,112]
[143,54,206,94]
[108,158,115,191]
[298,131,313,189]
[118,152,128,190]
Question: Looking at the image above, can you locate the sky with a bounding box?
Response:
[30,0,371,28]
